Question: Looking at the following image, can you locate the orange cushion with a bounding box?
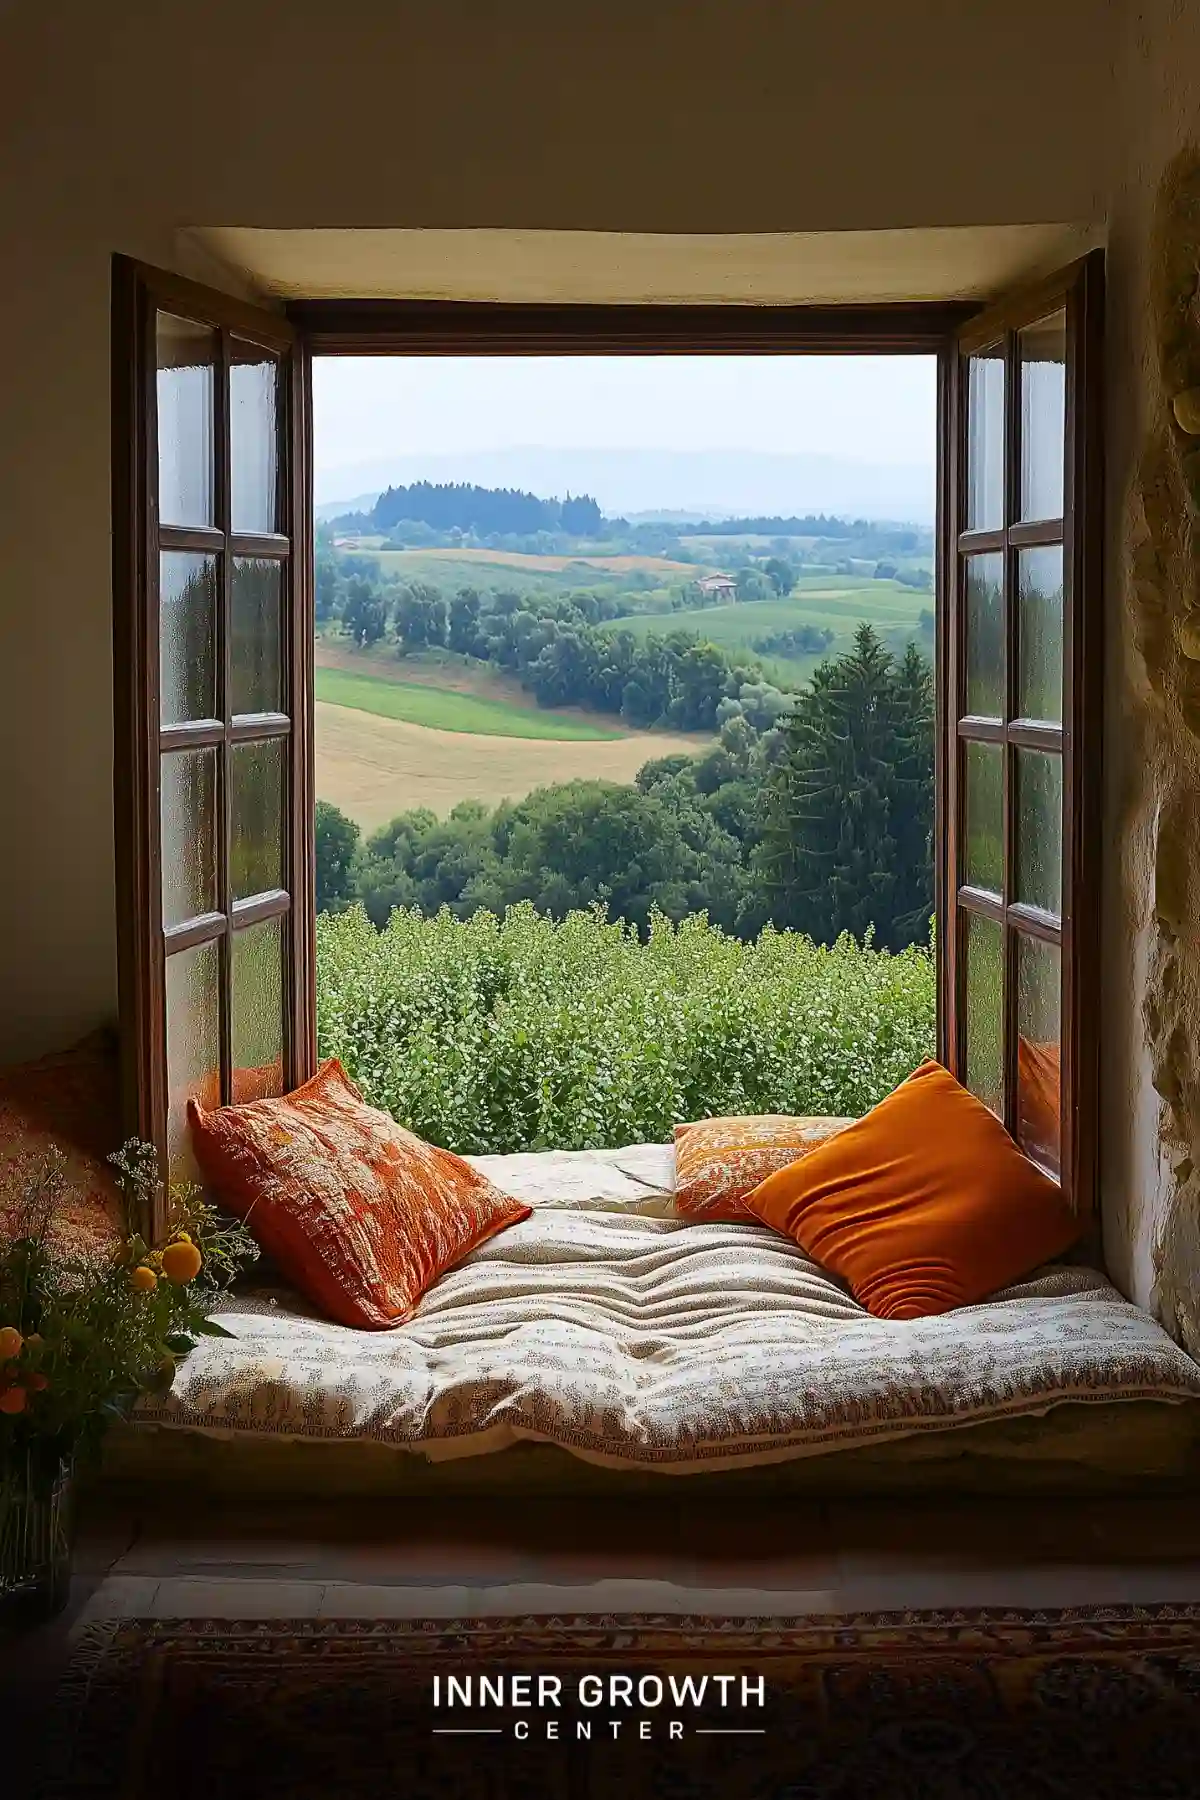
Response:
[0,1030,124,1260]
[742,1059,1079,1319]
[188,1058,531,1329]
[674,1113,856,1221]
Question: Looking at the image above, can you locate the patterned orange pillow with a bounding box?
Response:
[674,1113,856,1222]
[188,1059,531,1329]
[0,1030,124,1260]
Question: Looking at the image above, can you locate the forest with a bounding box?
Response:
[366,480,603,539]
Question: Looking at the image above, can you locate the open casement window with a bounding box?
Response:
[113,259,314,1228]
[940,252,1103,1216]
[112,269,1101,1235]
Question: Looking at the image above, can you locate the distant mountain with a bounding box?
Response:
[623,507,736,525]
[315,492,379,522]
[314,446,935,528]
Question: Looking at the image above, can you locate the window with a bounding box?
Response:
[113,261,313,1228]
[941,254,1103,1212]
[114,265,1101,1233]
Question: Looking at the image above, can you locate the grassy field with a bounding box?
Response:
[315,666,621,741]
[314,644,710,826]
[597,579,932,682]
[315,702,708,829]
[315,636,555,705]
[379,546,700,574]
[338,547,702,595]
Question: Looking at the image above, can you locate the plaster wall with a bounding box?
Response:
[0,0,1120,1062]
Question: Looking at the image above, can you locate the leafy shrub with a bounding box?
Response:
[316,903,935,1155]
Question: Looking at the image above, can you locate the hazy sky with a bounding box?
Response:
[312,354,936,483]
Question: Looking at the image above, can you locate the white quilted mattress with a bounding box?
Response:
[136,1144,1200,1472]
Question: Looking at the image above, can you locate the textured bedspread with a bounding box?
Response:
[136,1144,1200,1472]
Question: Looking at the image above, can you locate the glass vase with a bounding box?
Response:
[0,1444,75,1626]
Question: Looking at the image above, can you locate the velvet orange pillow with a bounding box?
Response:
[742,1059,1079,1320]
[188,1059,531,1329]
[674,1113,856,1222]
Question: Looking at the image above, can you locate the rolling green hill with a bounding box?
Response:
[597,579,932,682]
[338,546,698,598]
[315,666,622,740]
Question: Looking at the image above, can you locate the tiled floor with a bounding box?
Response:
[7,1489,1200,1779]
[39,1490,1200,1621]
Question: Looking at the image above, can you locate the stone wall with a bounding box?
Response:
[1125,151,1200,1346]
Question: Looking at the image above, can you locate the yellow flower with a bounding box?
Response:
[0,1326,23,1360]
[161,1240,203,1284]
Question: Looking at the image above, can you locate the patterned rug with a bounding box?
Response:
[35,1607,1200,1798]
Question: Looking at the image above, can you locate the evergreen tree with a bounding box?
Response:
[756,624,932,949]
[890,641,935,944]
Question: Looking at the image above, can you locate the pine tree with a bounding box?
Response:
[890,640,935,944]
[757,624,933,948]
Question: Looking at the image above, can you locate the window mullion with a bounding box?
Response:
[216,327,233,1109]
[1001,327,1021,1137]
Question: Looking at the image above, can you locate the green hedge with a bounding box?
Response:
[316,903,936,1155]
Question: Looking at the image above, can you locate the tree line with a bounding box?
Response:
[346,480,603,539]
[318,624,933,953]
[689,515,927,548]
[318,557,796,735]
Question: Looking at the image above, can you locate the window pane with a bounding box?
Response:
[1018,545,1064,724]
[1015,749,1063,915]
[966,348,1005,530]
[160,748,217,927]
[231,916,285,1103]
[964,552,1004,718]
[231,558,283,716]
[962,741,1004,895]
[165,938,220,1182]
[964,912,1004,1116]
[1016,934,1061,1176]
[1019,311,1066,523]
[156,313,215,528]
[231,738,284,900]
[160,551,217,726]
[230,344,280,534]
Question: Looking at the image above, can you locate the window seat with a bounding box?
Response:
[114,1144,1200,1495]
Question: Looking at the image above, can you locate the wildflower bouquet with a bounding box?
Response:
[0,1138,257,1484]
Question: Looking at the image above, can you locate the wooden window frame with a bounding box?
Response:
[940,251,1104,1217]
[116,276,1103,1231]
[292,297,974,1079]
[112,257,314,1231]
